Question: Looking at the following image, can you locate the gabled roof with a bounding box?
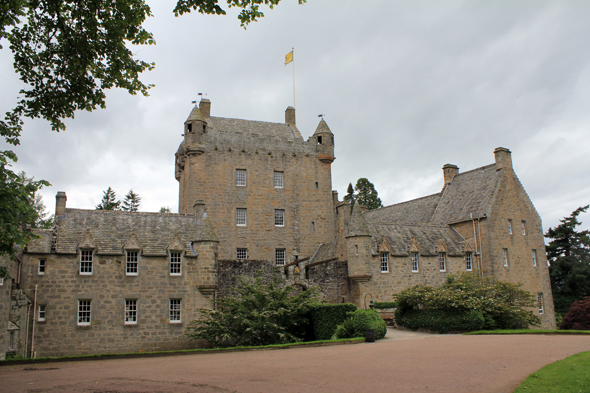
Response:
[364,193,442,225]
[26,229,54,254]
[208,116,303,141]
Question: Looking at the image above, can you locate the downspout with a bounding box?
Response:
[471,213,480,273]
[477,218,484,277]
[30,285,37,358]
[16,255,22,285]
[24,302,30,358]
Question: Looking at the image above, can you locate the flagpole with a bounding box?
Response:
[292,48,296,108]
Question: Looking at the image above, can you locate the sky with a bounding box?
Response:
[2,0,590,233]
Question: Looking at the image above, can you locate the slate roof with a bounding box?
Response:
[48,209,217,256]
[310,242,337,263]
[364,193,442,225]
[346,203,371,237]
[209,116,303,141]
[26,229,54,254]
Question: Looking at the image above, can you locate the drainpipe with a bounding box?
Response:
[16,255,22,285]
[477,218,484,277]
[30,285,37,358]
[24,302,30,358]
[471,213,480,271]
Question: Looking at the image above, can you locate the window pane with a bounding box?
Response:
[80,251,93,274]
[170,252,182,275]
[275,249,286,266]
[125,299,137,324]
[274,172,283,188]
[275,210,284,226]
[236,169,246,186]
[438,253,446,271]
[380,253,389,273]
[170,299,181,322]
[126,251,138,275]
[411,253,419,272]
[236,208,247,226]
[78,300,91,325]
[237,248,247,260]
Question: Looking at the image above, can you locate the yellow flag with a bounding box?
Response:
[284,50,293,65]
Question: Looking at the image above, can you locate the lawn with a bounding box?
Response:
[514,351,590,392]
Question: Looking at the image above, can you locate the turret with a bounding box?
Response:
[313,119,335,163]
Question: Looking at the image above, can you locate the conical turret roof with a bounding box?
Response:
[346,203,371,238]
[313,119,333,135]
[186,105,206,123]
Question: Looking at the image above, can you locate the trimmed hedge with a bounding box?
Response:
[333,309,387,340]
[396,309,485,333]
[374,301,397,309]
[309,303,358,340]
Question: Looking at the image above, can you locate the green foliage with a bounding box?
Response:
[394,273,540,332]
[159,206,172,213]
[332,317,355,339]
[560,296,590,330]
[373,301,397,309]
[353,178,382,210]
[185,275,320,348]
[344,183,354,205]
[332,309,387,340]
[122,189,141,212]
[545,205,590,315]
[309,303,357,340]
[96,187,121,211]
[514,351,590,393]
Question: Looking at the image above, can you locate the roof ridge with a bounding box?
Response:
[211,116,289,127]
[371,192,442,211]
[454,163,496,177]
[65,208,193,217]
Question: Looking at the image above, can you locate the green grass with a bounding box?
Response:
[464,329,590,335]
[514,351,590,392]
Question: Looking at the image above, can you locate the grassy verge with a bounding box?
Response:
[464,329,590,335]
[513,351,590,392]
[0,337,365,365]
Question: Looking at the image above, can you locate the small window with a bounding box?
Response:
[315,182,319,189]
[465,253,473,271]
[411,253,419,272]
[187,123,192,133]
[438,253,446,272]
[80,250,93,275]
[275,209,285,227]
[170,252,182,275]
[126,251,138,276]
[236,248,247,260]
[235,169,246,186]
[274,172,284,188]
[0,277,3,286]
[38,305,46,322]
[317,136,323,144]
[236,208,247,226]
[311,222,315,232]
[78,300,91,326]
[275,249,286,266]
[532,249,537,267]
[521,221,527,235]
[537,293,544,315]
[38,259,46,275]
[380,253,389,273]
[169,299,181,323]
[355,245,359,256]
[507,220,513,235]
[502,248,509,267]
[125,299,137,324]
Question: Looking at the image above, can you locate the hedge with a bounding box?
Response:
[309,303,358,340]
[396,309,485,333]
[333,309,387,340]
[373,301,397,309]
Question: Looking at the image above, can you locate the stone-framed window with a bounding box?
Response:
[78,300,91,326]
[521,220,527,235]
[380,253,389,273]
[532,249,537,267]
[537,293,544,315]
[507,219,513,235]
[126,251,138,276]
[80,250,93,275]
[38,259,46,275]
[275,249,286,266]
[236,248,247,260]
[465,253,473,271]
[235,169,246,186]
[38,305,46,322]
[275,209,285,227]
[312,221,315,232]
[438,253,446,272]
[274,171,284,188]
[502,248,509,267]
[170,252,182,275]
[355,245,359,256]
[236,208,247,226]
[410,252,419,272]
[125,299,137,325]
[169,299,181,323]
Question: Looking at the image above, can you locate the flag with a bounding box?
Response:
[284,50,293,65]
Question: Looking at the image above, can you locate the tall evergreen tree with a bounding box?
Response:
[95,187,121,211]
[159,206,172,213]
[122,189,141,212]
[354,178,383,210]
[546,205,590,315]
[344,183,355,204]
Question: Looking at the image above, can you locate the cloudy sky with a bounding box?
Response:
[2,0,590,232]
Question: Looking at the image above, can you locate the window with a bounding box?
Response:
[275,209,285,227]
[507,220,513,235]
[125,299,137,324]
[355,245,359,256]
[236,208,247,226]
[411,253,419,272]
[236,248,247,260]
[80,250,93,275]
[315,182,319,189]
[537,293,544,315]
[532,249,537,267]
[521,221,527,235]
[170,299,181,323]
[38,305,46,322]
[126,251,138,275]
[380,253,389,273]
[0,277,3,285]
[78,300,91,326]
[235,169,246,186]
[502,248,509,267]
[317,136,323,144]
[438,253,446,272]
[38,259,46,275]
[275,249,286,266]
[465,253,473,271]
[274,171,283,188]
[170,252,182,275]
[312,222,315,232]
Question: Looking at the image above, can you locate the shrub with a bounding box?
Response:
[185,275,319,348]
[560,296,590,330]
[309,303,357,340]
[332,309,387,340]
[373,301,397,309]
[395,273,540,333]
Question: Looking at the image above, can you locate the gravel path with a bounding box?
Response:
[2,329,589,393]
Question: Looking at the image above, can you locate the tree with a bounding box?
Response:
[354,178,382,210]
[545,205,590,315]
[122,189,141,212]
[560,296,590,330]
[95,187,121,211]
[159,206,172,213]
[344,183,354,204]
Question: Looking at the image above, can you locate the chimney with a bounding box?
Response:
[199,99,211,119]
[193,199,206,221]
[55,191,67,219]
[442,164,459,186]
[494,147,513,171]
[285,106,296,125]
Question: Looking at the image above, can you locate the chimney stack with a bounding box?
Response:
[442,164,459,186]
[55,191,67,219]
[193,200,206,222]
[285,106,296,125]
[494,147,513,171]
[199,99,211,119]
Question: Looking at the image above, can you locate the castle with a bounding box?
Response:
[0,99,555,358]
